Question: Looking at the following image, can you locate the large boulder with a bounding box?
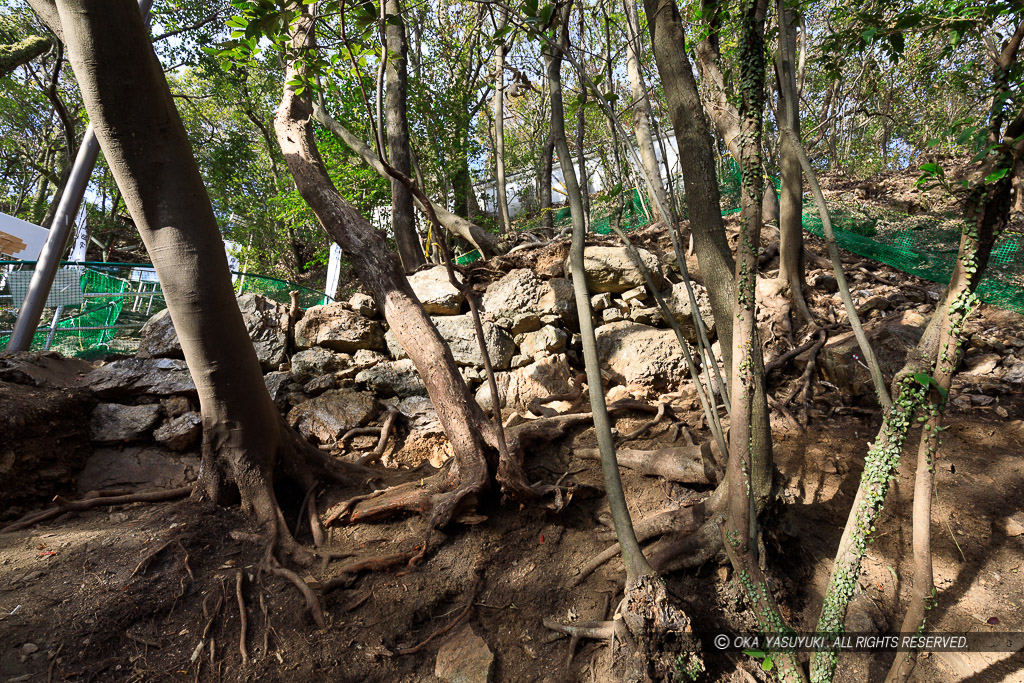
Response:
[137,294,289,371]
[290,347,352,382]
[385,315,516,370]
[77,447,199,493]
[286,388,379,443]
[819,311,926,398]
[662,281,716,342]
[475,354,573,412]
[571,246,664,294]
[595,321,687,394]
[407,266,465,315]
[89,403,162,444]
[294,302,386,353]
[356,358,426,398]
[481,269,575,334]
[86,358,196,397]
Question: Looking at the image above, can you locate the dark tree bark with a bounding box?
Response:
[385,0,426,272]
[26,0,357,562]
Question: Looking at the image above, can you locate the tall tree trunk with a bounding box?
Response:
[26,0,356,563]
[694,0,778,222]
[643,0,774,509]
[492,7,512,234]
[773,0,810,323]
[539,129,555,230]
[622,0,670,221]
[276,4,550,529]
[385,0,426,272]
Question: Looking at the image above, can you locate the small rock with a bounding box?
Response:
[571,246,664,293]
[591,292,613,312]
[303,374,337,396]
[386,315,516,370]
[1001,512,1024,537]
[407,266,465,315]
[855,295,889,315]
[20,643,38,656]
[356,359,426,398]
[629,307,663,325]
[475,354,573,412]
[602,307,624,323]
[160,396,192,418]
[809,272,839,293]
[964,353,1000,376]
[153,412,202,451]
[86,358,196,397]
[621,285,647,304]
[294,302,386,352]
[349,292,377,317]
[291,347,352,382]
[434,625,493,683]
[510,354,532,369]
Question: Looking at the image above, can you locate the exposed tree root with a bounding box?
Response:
[571,506,704,587]
[765,328,826,376]
[575,444,716,484]
[356,407,400,466]
[266,562,326,629]
[543,618,618,640]
[0,486,194,534]
[235,571,249,667]
[395,567,483,655]
[615,401,669,443]
[321,551,420,592]
[768,395,803,433]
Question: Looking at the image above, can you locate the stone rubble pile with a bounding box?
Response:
[6,241,1024,503]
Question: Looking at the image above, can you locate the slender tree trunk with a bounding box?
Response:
[622,0,670,220]
[25,0,354,563]
[643,0,774,509]
[492,7,512,234]
[773,0,808,319]
[539,129,555,230]
[548,0,651,585]
[385,0,426,271]
[276,4,547,529]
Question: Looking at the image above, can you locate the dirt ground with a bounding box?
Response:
[1,394,1022,682]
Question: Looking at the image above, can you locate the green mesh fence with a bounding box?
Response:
[534,156,1024,315]
[0,261,332,358]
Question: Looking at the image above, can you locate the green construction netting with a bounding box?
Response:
[0,261,332,358]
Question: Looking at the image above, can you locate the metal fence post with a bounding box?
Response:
[5,0,154,352]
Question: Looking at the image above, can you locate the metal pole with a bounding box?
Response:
[6,0,154,352]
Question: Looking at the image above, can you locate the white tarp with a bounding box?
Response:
[0,212,49,260]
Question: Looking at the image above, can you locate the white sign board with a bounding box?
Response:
[325,243,342,299]
[0,212,49,260]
